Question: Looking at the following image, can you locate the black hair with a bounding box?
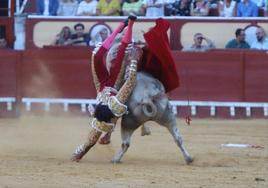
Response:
[94,103,115,123]
[235,28,243,37]
[74,23,85,30]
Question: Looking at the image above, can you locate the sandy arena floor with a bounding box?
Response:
[0,115,267,188]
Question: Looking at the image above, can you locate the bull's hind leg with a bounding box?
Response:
[111,126,135,163]
[158,103,193,164]
[168,123,193,164]
[112,115,140,163]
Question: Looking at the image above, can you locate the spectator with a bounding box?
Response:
[236,0,258,17]
[225,28,250,49]
[122,0,143,16]
[218,0,237,17]
[96,0,121,16]
[250,27,268,50]
[76,0,98,16]
[182,33,216,52]
[57,0,78,16]
[0,36,8,49]
[70,23,89,46]
[166,0,192,16]
[251,0,266,8]
[141,0,165,17]
[88,26,110,48]
[36,0,59,16]
[52,26,72,45]
[208,0,219,8]
[266,0,268,16]
[190,0,210,16]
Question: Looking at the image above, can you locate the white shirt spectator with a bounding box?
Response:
[251,38,268,50]
[57,0,78,16]
[76,0,98,16]
[219,0,236,17]
[142,0,165,17]
[250,28,268,50]
[44,0,49,15]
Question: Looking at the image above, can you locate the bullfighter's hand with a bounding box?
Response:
[128,46,143,62]
[125,43,134,55]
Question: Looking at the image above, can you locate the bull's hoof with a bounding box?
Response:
[185,156,194,165]
[98,132,111,145]
[111,157,121,164]
[141,125,151,136]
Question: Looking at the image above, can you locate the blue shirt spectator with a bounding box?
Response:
[237,0,258,17]
[225,28,250,49]
[37,0,59,16]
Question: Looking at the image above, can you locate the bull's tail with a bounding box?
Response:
[142,99,157,118]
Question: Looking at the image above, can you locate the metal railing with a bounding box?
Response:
[0,97,16,111]
[15,0,27,15]
[1,97,267,117]
[20,97,268,118]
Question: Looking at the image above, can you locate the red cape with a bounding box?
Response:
[139,18,180,93]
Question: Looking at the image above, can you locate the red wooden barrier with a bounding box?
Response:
[0,49,18,97]
[19,47,96,99]
[0,49,268,118]
[169,51,244,101]
[244,51,268,102]
[0,49,19,117]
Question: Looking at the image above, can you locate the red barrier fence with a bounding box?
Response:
[0,48,268,118]
[169,51,245,101]
[19,47,96,99]
[244,51,268,102]
[0,50,18,97]
[0,49,18,117]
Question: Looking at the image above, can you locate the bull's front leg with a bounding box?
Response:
[112,127,135,163]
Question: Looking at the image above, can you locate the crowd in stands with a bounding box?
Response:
[52,21,268,50]
[51,22,109,48]
[181,26,268,51]
[28,0,268,52]
[1,0,267,50]
[35,0,268,17]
